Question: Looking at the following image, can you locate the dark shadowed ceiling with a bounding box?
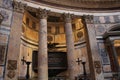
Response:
[31,0,120,10]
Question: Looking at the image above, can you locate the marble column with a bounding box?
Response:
[4,1,26,80]
[37,9,48,80]
[82,15,104,80]
[64,13,76,80]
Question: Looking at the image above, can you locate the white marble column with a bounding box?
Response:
[37,9,48,80]
[64,13,76,80]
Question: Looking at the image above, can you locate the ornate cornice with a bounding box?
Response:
[0,13,4,24]
[36,8,49,19]
[63,13,74,23]
[82,15,94,24]
[12,0,27,13]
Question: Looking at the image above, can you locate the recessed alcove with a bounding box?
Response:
[19,10,88,79]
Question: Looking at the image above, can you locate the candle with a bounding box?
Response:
[82,56,86,62]
[26,53,31,62]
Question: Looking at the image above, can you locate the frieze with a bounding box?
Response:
[94,24,106,36]
[94,61,102,74]
[7,60,17,70]
[12,0,27,13]
[83,15,93,24]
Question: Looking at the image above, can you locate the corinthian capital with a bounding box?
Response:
[12,0,27,13]
[63,13,74,23]
[82,15,94,24]
[36,8,49,19]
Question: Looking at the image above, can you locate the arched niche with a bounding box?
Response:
[103,24,120,79]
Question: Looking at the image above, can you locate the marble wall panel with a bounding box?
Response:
[99,16,106,23]
[94,16,100,23]
[94,15,120,24]
[0,0,3,7]
[103,65,111,72]
[2,0,13,9]
[0,33,8,43]
[104,16,110,23]
[0,25,10,35]
[0,8,12,26]
[94,24,106,36]
[114,15,120,23]
[98,42,110,65]
[109,16,115,23]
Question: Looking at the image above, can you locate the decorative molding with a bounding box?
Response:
[63,13,74,23]
[47,35,53,42]
[36,8,49,19]
[7,70,15,79]
[12,0,27,13]
[0,8,12,26]
[7,60,17,70]
[83,15,94,24]
[2,0,13,9]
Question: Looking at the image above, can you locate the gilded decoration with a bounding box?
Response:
[7,60,17,70]
[77,31,83,38]
[47,35,53,42]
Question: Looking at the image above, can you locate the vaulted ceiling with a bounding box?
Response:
[31,0,120,10]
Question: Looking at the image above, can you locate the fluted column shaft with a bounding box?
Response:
[38,9,48,80]
[64,14,76,80]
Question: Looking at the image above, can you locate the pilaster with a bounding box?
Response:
[4,1,26,80]
[82,15,104,80]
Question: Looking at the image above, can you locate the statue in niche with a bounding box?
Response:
[0,45,6,65]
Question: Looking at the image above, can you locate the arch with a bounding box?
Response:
[107,24,120,32]
[104,24,120,38]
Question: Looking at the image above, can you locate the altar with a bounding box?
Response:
[32,51,68,77]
